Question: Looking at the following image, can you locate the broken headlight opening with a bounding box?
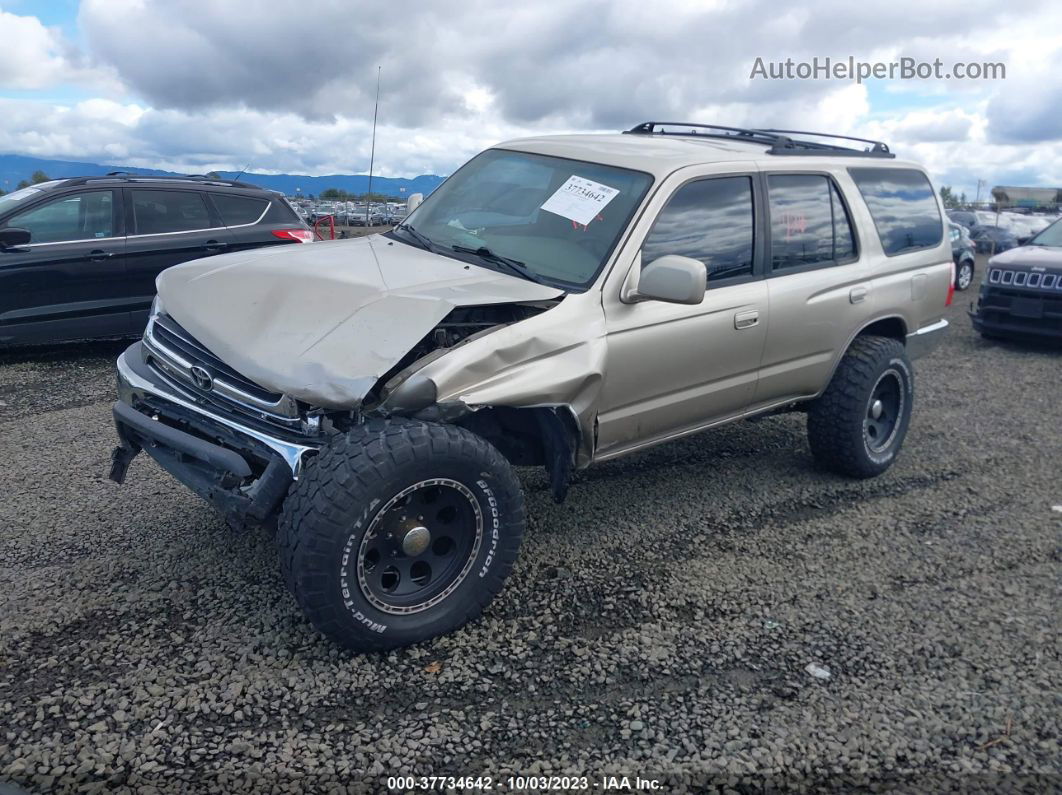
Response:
[369,302,556,414]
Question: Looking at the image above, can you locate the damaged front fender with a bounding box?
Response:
[380,295,607,467]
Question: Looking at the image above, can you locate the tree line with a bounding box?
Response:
[318,188,395,202]
[939,186,968,209]
[0,170,51,196]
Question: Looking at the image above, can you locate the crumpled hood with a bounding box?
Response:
[989,245,1062,270]
[156,235,563,408]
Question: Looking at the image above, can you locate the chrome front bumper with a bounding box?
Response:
[905,318,949,360]
[116,343,320,479]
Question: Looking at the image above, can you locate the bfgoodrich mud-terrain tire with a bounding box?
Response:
[807,335,914,479]
[278,418,525,651]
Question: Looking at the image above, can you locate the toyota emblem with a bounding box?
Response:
[189,365,213,391]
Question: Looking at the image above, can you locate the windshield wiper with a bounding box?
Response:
[451,245,551,286]
[394,223,435,251]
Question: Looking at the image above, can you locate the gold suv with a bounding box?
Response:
[109,122,952,650]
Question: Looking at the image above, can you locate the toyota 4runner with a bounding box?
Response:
[109,122,952,650]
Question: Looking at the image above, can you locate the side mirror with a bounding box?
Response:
[0,227,31,249]
[624,255,706,305]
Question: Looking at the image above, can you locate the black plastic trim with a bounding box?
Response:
[625,122,894,158]
[113,400,252,478]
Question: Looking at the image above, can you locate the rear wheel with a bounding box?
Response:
[807,335,914,478]
[955,259,975,291]
[278,418,525,651]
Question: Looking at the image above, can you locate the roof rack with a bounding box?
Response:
[61,173,260,188]
[624,122,894,158]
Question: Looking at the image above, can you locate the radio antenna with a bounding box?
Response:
[364,65,381,226]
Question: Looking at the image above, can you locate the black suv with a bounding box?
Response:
[970,218,1062,341]
[0,174,311,345]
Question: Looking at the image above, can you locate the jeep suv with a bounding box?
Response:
[0,174,311,345]
[108,123,951,650]
[970,217,1062,341]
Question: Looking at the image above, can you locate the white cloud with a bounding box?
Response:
[0,97,538,177]
[986,50,1062,144]
[0,7,118,92]
[0,8,76,89]
[0,0,1057,197]
[865,108,975,144]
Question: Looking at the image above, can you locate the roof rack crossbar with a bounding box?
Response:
[625,121,894,158]
[625,121,793,147]
[59,174,260,189]
[758,128,891,155]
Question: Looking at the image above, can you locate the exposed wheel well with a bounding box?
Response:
[814,316,910,397]
[455,406,579,503]
[857,316,907,343]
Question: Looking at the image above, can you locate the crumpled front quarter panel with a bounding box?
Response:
[412,292,607,465]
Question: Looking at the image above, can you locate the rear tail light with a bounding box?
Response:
[272,228,313,243]
[946,262,955,306]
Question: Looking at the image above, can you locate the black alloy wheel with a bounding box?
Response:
[355,478,482,615]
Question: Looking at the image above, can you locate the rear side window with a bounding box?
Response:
[5,190,113,244]
[642,176,755,282]
[132,190,212,235]
[212,194,269,226]
[849,168,942,255]
[767,174,856,270]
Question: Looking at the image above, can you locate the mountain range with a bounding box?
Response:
[0,154,446,198]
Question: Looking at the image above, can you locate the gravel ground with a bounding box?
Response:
[1,268,1059,793]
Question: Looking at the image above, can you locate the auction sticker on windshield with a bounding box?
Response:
[540,175,620,225]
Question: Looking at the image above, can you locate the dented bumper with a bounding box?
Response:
[110,343,320,522]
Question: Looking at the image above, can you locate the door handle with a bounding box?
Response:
[88,249,114,261]
[203,240,228,252]
[850,286,868,304]
[734,310,759,330]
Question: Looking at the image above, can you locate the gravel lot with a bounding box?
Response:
[1,265,1059,793]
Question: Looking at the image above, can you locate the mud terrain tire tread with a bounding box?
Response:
[806,335,913,479]
[278,417,525,651]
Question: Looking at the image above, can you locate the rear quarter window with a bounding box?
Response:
[132,190,213,234]
[211,194,269,226]
[848,168,943,256]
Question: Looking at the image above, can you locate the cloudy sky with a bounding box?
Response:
[1,0,1060,197]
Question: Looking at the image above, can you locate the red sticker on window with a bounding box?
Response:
[782,213,807,240]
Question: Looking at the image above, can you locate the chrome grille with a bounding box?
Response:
[143,313,301,422]
[988,268,1062,291]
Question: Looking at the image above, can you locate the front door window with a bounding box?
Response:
[6,191,114,244]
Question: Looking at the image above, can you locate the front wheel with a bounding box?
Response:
[806,335,914,478]
[278,418,525,651]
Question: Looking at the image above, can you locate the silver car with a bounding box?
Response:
[109,122,951,650]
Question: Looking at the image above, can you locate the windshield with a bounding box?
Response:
[400,149,653,288]
[1030,218,1062,247]
[0,184,53,212]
